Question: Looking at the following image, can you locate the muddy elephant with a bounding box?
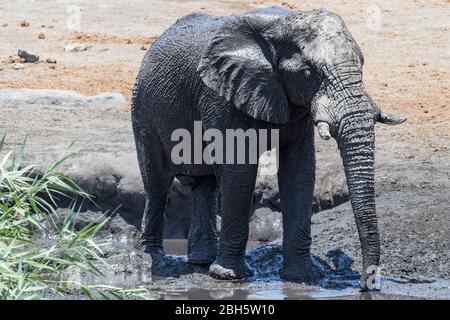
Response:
[131,6,406,290]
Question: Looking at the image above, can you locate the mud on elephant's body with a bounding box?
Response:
[131,6,405,290]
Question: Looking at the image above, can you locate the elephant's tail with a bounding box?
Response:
[130,77,144,146]
[130,78,140,115]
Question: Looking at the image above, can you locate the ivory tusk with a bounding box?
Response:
[378,111,407,125]
[317,122,331,140]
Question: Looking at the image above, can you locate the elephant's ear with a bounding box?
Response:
[197,16,289,124]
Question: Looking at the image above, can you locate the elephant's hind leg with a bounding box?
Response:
[188,176,218,264]
[135,128,173,257]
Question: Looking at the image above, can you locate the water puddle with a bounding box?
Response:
[158,278,450,300]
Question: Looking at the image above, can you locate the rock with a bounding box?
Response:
[12,63,25,70]
[249,208,282,242]
[38,32,45,39]
[0,89,128,108]
[64,43,87,52]
[20,20,29,27]
[46,58,57,64]
[1,23,8,27]
[18,49,40,63]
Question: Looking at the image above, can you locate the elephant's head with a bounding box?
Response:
[198,8,406,290]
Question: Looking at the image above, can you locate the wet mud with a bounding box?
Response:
[76,240,449,300]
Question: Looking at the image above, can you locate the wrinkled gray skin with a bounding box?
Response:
[131,6,406,291]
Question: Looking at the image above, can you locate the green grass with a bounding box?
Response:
[0,134,151,300]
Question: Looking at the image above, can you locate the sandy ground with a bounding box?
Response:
[1,0,449,127]
[0,0,449,299]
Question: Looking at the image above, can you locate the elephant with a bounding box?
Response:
[131,6,406,290]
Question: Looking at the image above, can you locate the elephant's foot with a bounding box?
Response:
[209,257,254,280]
[188,238,217,265]
[281,255,324,283]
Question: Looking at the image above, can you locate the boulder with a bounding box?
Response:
[0,89,127,108]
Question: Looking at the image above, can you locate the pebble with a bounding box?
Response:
[38,32,45,40]
[20,20,29,27]
[64,43,87,52]
[46,58,57,64]
[13,63,25,70]
[18,49,40,63]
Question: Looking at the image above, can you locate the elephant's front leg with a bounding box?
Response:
[279,123,324,282]
[209,165,257,280]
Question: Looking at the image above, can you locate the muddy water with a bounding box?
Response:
[160,279,450,300]
[131,240,449,300]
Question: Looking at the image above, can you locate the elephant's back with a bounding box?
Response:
[141,13,226,80]
[137,13,227,114]
[154,12,226,50]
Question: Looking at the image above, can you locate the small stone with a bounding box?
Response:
[13,63,25,70]
[64,43,87,52]
[18,49,39,63]
[126,39,132,44]
[49,65,56,70]
[38,32,45,39]
[46,58,57,64]
[281,2,296,9]
[140,45,147,50]
[1,23,8,27]
[20,20,29,27]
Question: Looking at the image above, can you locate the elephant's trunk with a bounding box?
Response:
[337,111,380,291]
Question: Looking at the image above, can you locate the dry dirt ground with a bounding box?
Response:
[0,0,449,299]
